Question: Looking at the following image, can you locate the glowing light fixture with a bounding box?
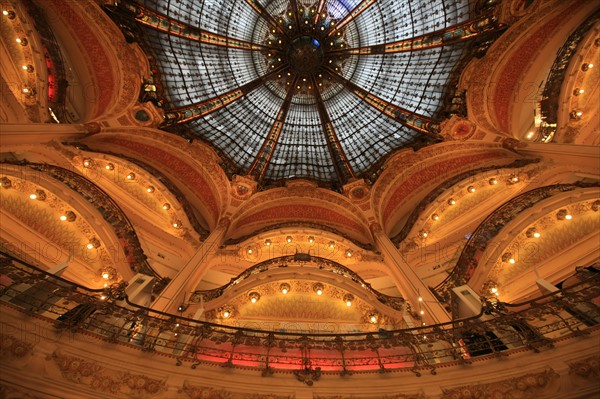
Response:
[126,172,135,180]
[146,186,155,193]
[448,198,456,205]
[83,159,93,168]
[526,228,540,238]
[286,236,293,243]
[249,292,260,303]
[431,214,439,221]
[489,178,498,185]
[163,203,170,210]
[313,283,324,296]
[280,283,290,295]
[308,236,315,244]
[265,239,271,246]
[105,163,114,171]
[556,209,572,220]
[343,293,354,307]
[467,186,476,193]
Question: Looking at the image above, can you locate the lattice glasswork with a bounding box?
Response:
[117,0,500,186]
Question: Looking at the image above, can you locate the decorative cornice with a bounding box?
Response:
[440,369,558,399]
[0,333,33,360]
[569,355,600,379]
[181,381,294,399]
[51,351,167,397]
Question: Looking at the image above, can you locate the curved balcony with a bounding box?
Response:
[1,250,599,386]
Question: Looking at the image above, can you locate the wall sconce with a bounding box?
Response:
[368,312,378,323]
[526,227,540,238]
[313,283,324,296]
[83,159,93,168]
[280,283,291,295]
[343,293,354,307]
[286,236,293,243]
[556,209,572,220]
[30,189,46,201]
[59,211,77,222]
[0,177,12,188]
[105,163,114,171]
[508,175,519,184]
[126,172,136,180]
[489,178,498,185]
[467,186,476,193]
[249,292,260,303]
[3,10,16,19]
[447,198,456,205]
[581,63,594,71]
[162,203,170,210]
[87,237,101,249]
[502,252,515,264]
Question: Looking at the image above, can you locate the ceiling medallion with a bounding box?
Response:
[262,4,349,96]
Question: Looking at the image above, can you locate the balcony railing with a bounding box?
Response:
[1,250,599,385]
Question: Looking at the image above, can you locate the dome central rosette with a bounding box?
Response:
[260,4,350,95]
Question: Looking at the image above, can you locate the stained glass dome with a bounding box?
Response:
[114,0,502,188]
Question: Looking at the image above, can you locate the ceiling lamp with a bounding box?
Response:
[126,172,135,180]
[573,88,584,96]
[280,283,291,295]
[162,203,170,210]
[447,198,456,205]
[467,186,476,193]
[569,110,583,120]
[249,292,260,303]
[343,293,354,307]
[526,227,540,238]
[556,209,572,220]
[29,189,46,201]
[146,186,155,193]
[308,236,315,244]
[22,64,34,73]
[222,308,232,318]
[16,37,28,46]
[3,10,16,19]
[265,239,271,246]
[172,220,182,228]
[345,249,353,257]
[83,159,93,168]
[502,252,515,264]
[489,178,498,185]
[508,175,519,184]
[418,230,428,238]
[105,163,114,171]
[313,283,324,296]
[87,237,101,249]
[59,211,77,222]
[431,213,439,221]
[581,63,594,71]
[0,177,12,188]
[368,313,378,324]
[286,236,293,243]
[328,241,335,249]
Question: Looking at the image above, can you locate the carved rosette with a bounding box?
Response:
[440,116,477,141]
[569,355,600,379]
[51,352,166,397]
[440,369,558,399]
[0,334,33,359]
[231,175,258,200]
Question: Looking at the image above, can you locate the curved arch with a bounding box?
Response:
[229,181,372,244]
[81,128,230,229]
[372,142,522,234]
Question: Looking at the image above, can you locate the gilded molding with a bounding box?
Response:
[181,381,294,399]
[51,351,167,397]
[440,369,558,399]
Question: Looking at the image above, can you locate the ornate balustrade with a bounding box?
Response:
[1,251,599,385]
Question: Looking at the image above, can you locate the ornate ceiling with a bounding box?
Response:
[111,0,503,187]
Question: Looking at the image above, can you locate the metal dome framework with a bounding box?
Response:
[114,0,504,187]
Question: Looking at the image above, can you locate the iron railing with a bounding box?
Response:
[1,251,598,385]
